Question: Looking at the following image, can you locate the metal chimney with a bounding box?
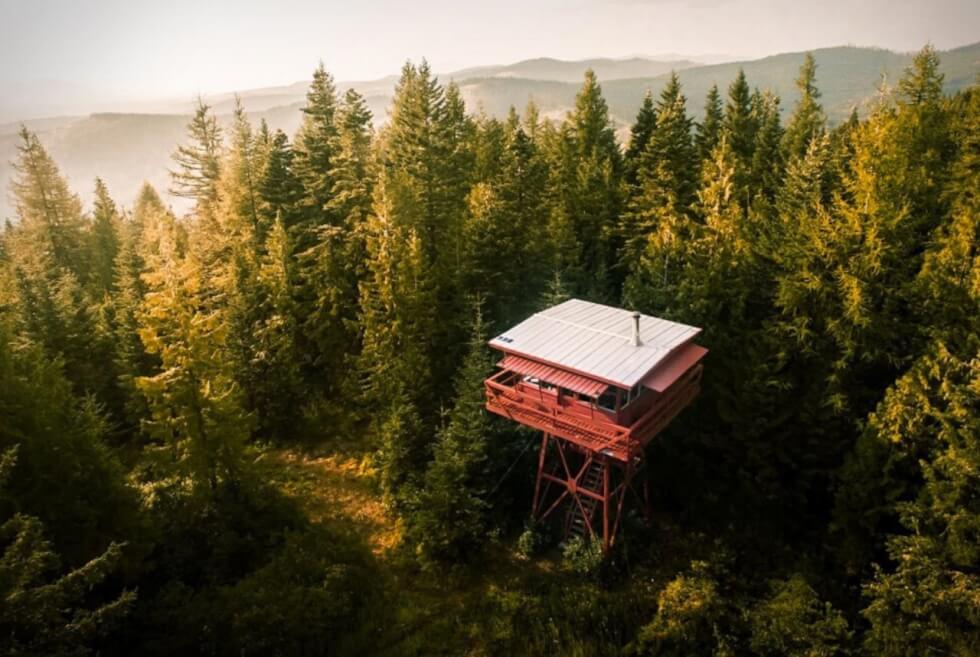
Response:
[631,311,642,346]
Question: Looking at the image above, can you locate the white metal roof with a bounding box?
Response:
[489,298,702,388]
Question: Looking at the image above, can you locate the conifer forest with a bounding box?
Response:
[1,44,978,656]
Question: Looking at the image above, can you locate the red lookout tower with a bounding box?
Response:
[485,299,707,553]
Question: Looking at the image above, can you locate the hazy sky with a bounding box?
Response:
[2,0,978,99]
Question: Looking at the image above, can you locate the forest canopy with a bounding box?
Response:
[0,46,977,656]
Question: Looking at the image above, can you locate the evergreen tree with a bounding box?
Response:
[624,91,657,188]
[1,502,133,657]
[408,304,499,567]
[136,212,250,495]
[550,69,622,298]
[777,135,833,218]
[328,88,375,234]
[371,60,474,390]
[258,129,302,230]
[10,127,89,280]
[860,341,979,657]
[0,324,136,567]
[749,90,784,205]
[896,44,944,106]
[169,99,223,217]
[462,113,549,328]
[781,53,826,162]
[222,98,264,239]
[249,216,305,440]
[299,87,375,405]
[621,73,695,267]
[6,128,111,400]
[695,84,723,166]
[723,69,757,165]
[293,62,341,240]
[723,69,758,201]
[88,177,121,297]
[110,184,169,430]
[358,177,438,506]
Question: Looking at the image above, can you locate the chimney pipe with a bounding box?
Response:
[631,311,642,346]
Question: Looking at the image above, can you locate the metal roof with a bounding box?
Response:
[489,299,702,389]
[498,354,609,397]
[641,343,708,393]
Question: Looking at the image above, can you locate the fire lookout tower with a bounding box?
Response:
[485,299,707,553]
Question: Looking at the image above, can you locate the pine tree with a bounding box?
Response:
[6,128,109,400]
[136,212,250,495]
[561,69,622,297]
[462,113,549,329]
[169,98,223,216]
[249,216,305,439]
[297,88,375,405]
[775,134,834,223]
[860,341,979,657]
[749,90,784,205]
[834,82,980,572]
[781,53,826,162]
[896,44,944,106]
[0,506,133,657]
[328,88,375,234]
[372,60,475,388]
[621,73,695,267]
[10,127,89,281]
[88,177,121,297]
[0,426,132,656]
[408,304,499,567]
[110,184,168,429]
[293,62,341,240]
[695,84,723,166]
[723,69,758,201]
[723,69,757,167]
[258,129,302,230]
[624,91,657,188]
[0,323,137,567]
[221,97,264,240]
[358,177,439,506]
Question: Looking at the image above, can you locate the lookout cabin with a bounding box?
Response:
[485,298,707,551]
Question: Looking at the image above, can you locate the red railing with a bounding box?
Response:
[485,367,703,462]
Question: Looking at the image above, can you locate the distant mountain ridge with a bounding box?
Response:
[2,42,978,220]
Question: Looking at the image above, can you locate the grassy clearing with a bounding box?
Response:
[261,448,402,555]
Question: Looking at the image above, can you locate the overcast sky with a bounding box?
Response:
[2,0,978,99]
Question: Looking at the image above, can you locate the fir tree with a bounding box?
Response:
[695,84,723,166]
[6,128,110,400]
[88,177,121,297]
[723,69,758,200]
[258,129,302,230]
[553,69,622,297]
[408,304,498,567]
[621,73,695,267]
[293,62,341,239]
[749,90,784,205]
[624,91,657,188]
[358,177,438,506]
[781,53,826,162]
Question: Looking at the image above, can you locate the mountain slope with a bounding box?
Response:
[2,43,977,220]
[447,56,700,82]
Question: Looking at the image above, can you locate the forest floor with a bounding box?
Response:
[255,441,674,655]
[263,448,402,555]
[257,443,555,654]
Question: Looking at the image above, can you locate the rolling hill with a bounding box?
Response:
[2,43,978,220]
